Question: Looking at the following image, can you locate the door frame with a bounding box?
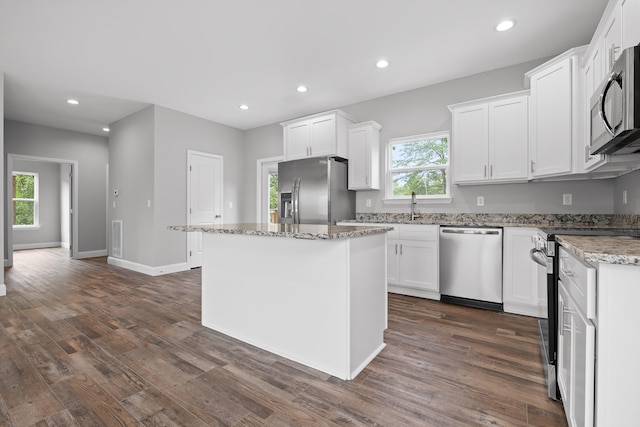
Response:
[256,156,283,223]
[187,150,223,268]
[6,153,79,266]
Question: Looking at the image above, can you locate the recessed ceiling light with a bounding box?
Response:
[239,104,249,110]
[495,19,516,32]
[66,99,79,105]
[297,85,308,93]
[102,127,110,132]
[376,59,389,69]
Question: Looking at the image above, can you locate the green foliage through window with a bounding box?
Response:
[13,172,38,226]
[388,133,450,197]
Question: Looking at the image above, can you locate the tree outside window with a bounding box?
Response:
[387,132,450,199]
[13,172,39,227]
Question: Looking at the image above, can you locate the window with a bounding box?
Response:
[386,131,450,200]
[12,171,39,228]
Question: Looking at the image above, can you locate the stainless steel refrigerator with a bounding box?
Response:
[278,157,355,225]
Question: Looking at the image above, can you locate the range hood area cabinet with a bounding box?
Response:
[348,121,382,190]
[449,91,529,185]
[525,46,587,179]
[281,109,356,161]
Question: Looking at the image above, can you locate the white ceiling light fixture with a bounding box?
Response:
[495,19,516,32]
[102,127,110,132]
[66,99,80,105]
[239,104,249,110]
[376,59,389,69]
[297,85,308,93]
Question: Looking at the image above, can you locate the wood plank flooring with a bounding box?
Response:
[1,248,566,426]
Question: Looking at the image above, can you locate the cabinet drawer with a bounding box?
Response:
[559,247,596,319]
[399,224,438,241]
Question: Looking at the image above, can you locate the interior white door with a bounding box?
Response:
[188,151,222,268]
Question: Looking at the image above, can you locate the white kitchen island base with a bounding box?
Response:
[201,230,387,380]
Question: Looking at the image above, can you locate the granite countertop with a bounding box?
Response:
[556,235,640,266]
[168,223,394,240]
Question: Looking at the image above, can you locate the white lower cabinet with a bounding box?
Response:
[502,228,547,317]
[558,247,596,427]
[387,224,439,300]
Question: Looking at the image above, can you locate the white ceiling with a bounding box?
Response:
[0,0,608,136]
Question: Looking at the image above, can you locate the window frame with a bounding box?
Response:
[384,131,452,203]
[12,171,40,229]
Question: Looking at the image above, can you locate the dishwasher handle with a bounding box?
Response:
[440,228,500,235]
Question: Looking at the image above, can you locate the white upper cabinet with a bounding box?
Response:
[348,121,382,190]
[621,0,640,51]
[450,91,528,184]
[602,5,623,73]
[281,110,355,161]
[526,47,586,178]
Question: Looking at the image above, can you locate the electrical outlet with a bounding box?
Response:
[365,198,372,208]
[623,190,628,205]
[477,196,484,206]
[563,194,572,205]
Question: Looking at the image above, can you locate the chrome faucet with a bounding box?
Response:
[411,191,417,221]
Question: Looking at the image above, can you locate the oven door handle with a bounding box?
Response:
[529,248,548,267]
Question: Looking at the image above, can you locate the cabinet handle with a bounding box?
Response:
[490,164,493,178]
[400,244,403,255]
[484,165,487,178]
[530,160,535,173]
[309,147,312,156]
[395,243,398,255]
[610,44,619,69]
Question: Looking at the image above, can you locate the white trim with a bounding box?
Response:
[12,170,40,227]
[13,242,61,251]
[107,256,189,276]
[256,156,283,223]
[77,249,108,259]
[7,154,79,266]
[0,284,5,297]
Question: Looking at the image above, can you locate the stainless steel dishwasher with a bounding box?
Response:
[439,226,503,311]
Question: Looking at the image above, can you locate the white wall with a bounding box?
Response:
[12,159,61,249]
[242,57,618,218]
[4,120,109,256]
[0,72,4,294]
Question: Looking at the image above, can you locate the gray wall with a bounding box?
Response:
[109,105,245,268]
[1,72,4,290]
[613,169,640,214]
[4,120,109,255]
[242,57,618,218]
[108,106,155,266]
[12,159,61,248]
[153,105,244,266]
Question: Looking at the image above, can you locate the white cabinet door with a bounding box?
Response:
[348,122,381,190]
[557,279,572,406]
[621,0,640,52]
[387,239,400,284]
[502,228,545,317]
[285,121,312,160]
[310,115,336,157]
[529,56,573,177]
[489,96,529,181]
[570,301,595,427]
[602,5,622,73]
[583,46,606,170]
[399,240,438,292]
[452,103,489,182]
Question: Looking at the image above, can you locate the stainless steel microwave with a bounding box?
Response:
[590,44,640,155]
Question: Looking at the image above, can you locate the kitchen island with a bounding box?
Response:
[168,223,392,380]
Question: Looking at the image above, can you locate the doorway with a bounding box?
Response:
[256,156,283,224]
[6,154,79,267]
[187,150,223,269]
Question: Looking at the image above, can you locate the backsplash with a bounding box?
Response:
[353,213,640,228]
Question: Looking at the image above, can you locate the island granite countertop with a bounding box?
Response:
[556,235,640,266]
[168,223,394,240]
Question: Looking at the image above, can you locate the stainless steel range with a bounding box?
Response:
[530,227,640,401]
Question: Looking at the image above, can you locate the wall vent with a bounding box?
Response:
[111,220,123,258]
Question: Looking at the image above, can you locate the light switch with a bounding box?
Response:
[563,194,572,205]
[366,199,372,208]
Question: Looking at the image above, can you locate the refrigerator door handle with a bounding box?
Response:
[293,178,301,224]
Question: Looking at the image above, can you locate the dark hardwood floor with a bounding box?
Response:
[0,248,566,426]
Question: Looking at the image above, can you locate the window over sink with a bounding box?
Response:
[385,131,451,202]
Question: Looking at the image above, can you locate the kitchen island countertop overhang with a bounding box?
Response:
[169,223,392,380]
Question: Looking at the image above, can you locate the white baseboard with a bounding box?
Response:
[107,257,190,276]
[13,242,61,251]
[0,283,6,296]
[61,242,70,249]
[76,250,108,259]
[388,284,441,301]
[503,302,547,318]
